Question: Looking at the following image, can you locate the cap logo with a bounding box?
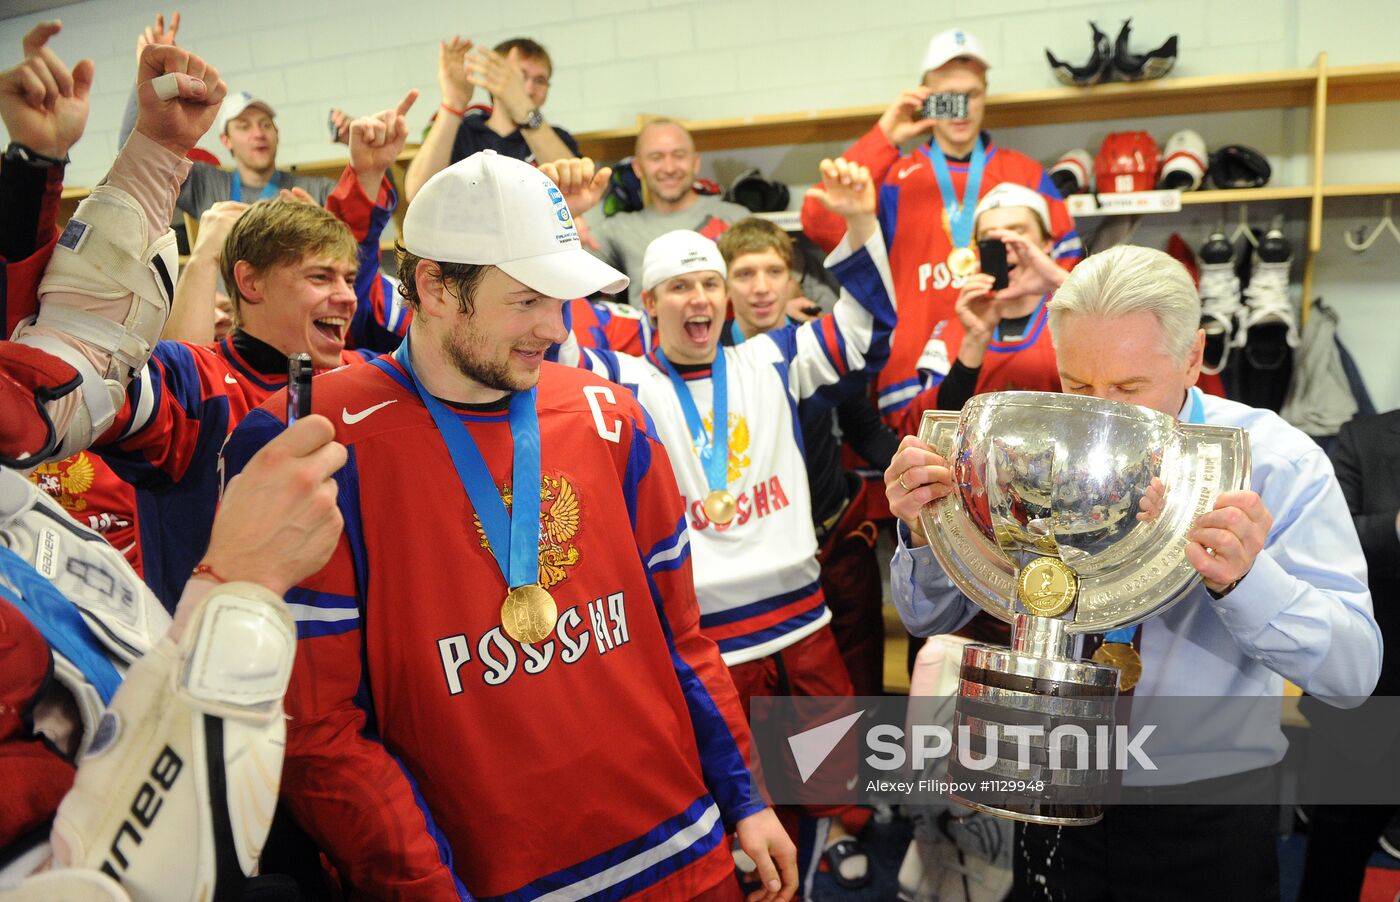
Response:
[954,31,966,46]
[680,250,708,266]
[545,185,578,246]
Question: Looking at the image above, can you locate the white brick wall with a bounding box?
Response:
[2,0,1397,407]
[1,0,1346,187]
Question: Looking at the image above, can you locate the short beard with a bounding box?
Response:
[440,321,531,395]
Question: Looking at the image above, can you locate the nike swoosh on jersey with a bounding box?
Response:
[897,164,920,180]
[224,374,238,384]
[341,400,398,424]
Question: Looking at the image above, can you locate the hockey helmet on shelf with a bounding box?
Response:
[1049,148,1095,195]
[1158,129,1208,191]
[726,169,791,213]
[1096,131,1160,193]
[1208,145,1272,189]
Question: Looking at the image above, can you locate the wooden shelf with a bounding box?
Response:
[272,64,1392,173]
[1327,62,1400,105]
[983,67,1318,128]
[1321,181,1400,198]
[574,66,1329,161]
[1181,186,1315,204]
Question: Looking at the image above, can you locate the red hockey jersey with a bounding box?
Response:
[89,170,401,608]
[219,359,763,900]
[800,127,1081,423]
[27,452,142,573]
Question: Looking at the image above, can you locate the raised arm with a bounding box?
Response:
[781,159,897,403]
[118,12,179,149]
[799,87,932,253]
[162,199,245,343]
[465,45,572,164]
[336,92,418,353]
[0,20,90,332]
[7,37,222,464]
[403,36,473,203]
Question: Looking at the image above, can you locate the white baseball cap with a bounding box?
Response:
[403,150,629,300]
[974,183,1050,235]
[217,90,276,134]
[921,28,991,76]
[641,230,727,293]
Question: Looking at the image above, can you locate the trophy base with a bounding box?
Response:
[948,624,1121,827]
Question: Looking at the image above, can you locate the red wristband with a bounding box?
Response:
[191,562,229,584]
[440,102,467,117]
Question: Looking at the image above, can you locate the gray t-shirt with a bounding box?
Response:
[120,88,335,223]
[587,194,754,304]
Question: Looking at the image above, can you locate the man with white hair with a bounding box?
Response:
[882,244,1380,899]
[801,27,1082,426]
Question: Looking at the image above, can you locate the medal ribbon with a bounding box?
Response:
[230,169,282,203]
[929,135,987,250]
[393,336,542,590]
[1099,388,1208,650]
[656,348,729,494]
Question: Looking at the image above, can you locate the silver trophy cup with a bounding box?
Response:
[917,391,1249,824]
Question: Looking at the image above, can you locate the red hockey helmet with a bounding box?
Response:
[1095,131,1160,193]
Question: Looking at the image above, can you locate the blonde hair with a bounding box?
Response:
[716,217,795,271]
[1046,245,1199,361]
[221,200,358,309]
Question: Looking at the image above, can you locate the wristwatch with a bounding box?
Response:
[519,109,544,131]
[4,142,68,168]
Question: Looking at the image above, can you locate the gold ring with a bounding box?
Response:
[897,471,912,493]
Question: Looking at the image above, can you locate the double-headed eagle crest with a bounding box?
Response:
[475,473,581,589]
[699,411,751,484]
[29,453,96,511]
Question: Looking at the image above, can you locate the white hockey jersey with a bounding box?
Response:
[564,231,897,663]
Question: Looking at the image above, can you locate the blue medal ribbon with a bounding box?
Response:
[1100,389,1208,650]
[929,136,987,251]
[0,547,121,704]
[1102,626,1137,646]
[392,336,542,590]
[230,170,282,203]
[656,348,729,495]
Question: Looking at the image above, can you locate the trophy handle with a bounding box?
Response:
[916,410,1020,623]
[915,410,962,544]
[914,410,961,456]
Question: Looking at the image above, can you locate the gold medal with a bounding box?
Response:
[703,489,736,526]
[1092,642,1143,692]
[947,246,979,279]
[501,584,558,645]
[1016,557,1079,618]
